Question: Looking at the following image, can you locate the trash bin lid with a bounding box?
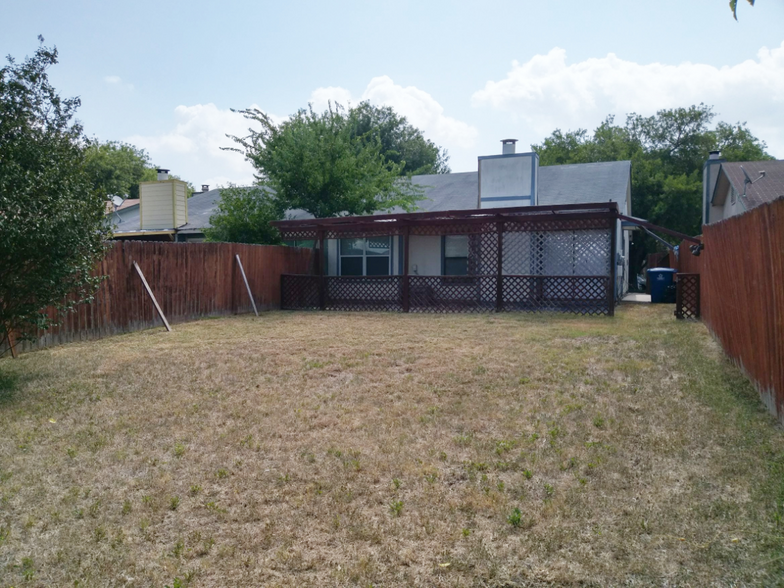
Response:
[647,267,677,274]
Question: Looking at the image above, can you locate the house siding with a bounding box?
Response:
[409,236,441,276]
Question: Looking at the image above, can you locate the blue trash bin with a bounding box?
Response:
[647,268,677,303]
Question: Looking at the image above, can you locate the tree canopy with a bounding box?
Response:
[84,140,195,201]
[225,102,437,223]
[84,140,158,200]
[205,185,282,245]
[532,104,772,281]
[0,39,111,346]
[730,0,755,20]
[347,102,450,176]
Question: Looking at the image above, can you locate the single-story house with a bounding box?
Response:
[703,152,784,225]
[111,141,633,314]
[273,140,633,315]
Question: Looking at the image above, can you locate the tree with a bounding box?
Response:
[205,185,282,244]
[347,102,450,175]
[730,0,754,20]
[84,140,157,199]
[85,140,195,201]
[532,104,772,283]
[226,103,425,219]
[0,39,110,348]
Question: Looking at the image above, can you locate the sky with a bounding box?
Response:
[4,0,784,189]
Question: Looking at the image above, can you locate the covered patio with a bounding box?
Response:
[273,202,620,315]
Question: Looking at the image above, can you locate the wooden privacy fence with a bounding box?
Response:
[2,241,311,355]
[671,197,784,424]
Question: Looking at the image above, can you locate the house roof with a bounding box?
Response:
[111,160,632,235]
[397,161,631,215]
[273,201,620,240]
[715,160,784,209]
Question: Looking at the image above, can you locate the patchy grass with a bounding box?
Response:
[0,306,782,586]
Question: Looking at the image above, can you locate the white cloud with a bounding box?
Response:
[126,103,266,187]
[310,76,478,149]
[309,86,354,112]
[104,75,134,91]
[472,43,784,157]
[129,80,477,187]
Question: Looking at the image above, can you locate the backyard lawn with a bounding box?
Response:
[0,306,783,587]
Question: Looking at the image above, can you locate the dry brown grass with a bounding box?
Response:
[1,306,783,587]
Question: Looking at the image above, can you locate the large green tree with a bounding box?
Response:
[347,102,450,176]
[0,40,110,348]
[84,140,195,201]
[84,140,158,200]
[226,102,426,222]
[532,104,772,281]
[205,185,282,245]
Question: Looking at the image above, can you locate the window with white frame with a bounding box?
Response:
[339,237,391,276]
[443,235,469,275]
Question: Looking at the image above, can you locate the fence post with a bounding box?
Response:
[608,208,617,316]
[3,325,18,359]
[235,254,258,317]
[133,261,172,332]
[317,230,326,310]
[496,220,504,312]
[402,225,410,312]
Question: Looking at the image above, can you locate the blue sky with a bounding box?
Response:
[4,0,784,188]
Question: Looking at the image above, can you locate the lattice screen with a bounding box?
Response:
[281,218,614,315]
[675,274,700,319]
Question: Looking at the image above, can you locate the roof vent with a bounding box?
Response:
[501,139,518,156]
[156,168,170,181]
[708,150,721,160]
[201,184,210,192]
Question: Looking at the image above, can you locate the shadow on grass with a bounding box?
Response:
[0,368,23,407]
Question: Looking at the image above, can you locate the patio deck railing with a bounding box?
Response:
[281,274,612,315]
[275,202,621,317]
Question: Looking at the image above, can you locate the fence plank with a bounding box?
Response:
[673,197,784,424]
[1,241,311,356]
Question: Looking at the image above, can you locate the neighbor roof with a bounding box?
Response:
[715,160,784,209]
[111,160,632,235]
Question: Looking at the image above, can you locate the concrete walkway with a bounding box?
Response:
[622,293,651,304]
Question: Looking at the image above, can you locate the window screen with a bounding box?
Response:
[444,235,469,276]
[339,237,391,276]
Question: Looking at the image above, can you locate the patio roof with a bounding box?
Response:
[273,202,620,240]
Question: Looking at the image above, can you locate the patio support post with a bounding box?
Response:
[317,230,326,310]
[495,220,504,312]
[608,209,617,317]
[402,225,410,312]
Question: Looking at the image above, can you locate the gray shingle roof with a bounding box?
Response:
[539,161,631,215]
[718,161,784,209]
[112,160,632,234]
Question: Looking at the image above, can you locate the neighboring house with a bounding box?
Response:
[105,198,139,215]
[111,173,212,242]
[282,141,631,299]
[703,152,784,225]
[274,140,633,314]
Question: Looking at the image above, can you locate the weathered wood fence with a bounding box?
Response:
[671,197,784,424]
[2,241,311,355]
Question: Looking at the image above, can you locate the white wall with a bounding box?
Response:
[478,153,538,209]
[409,235,441,275]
